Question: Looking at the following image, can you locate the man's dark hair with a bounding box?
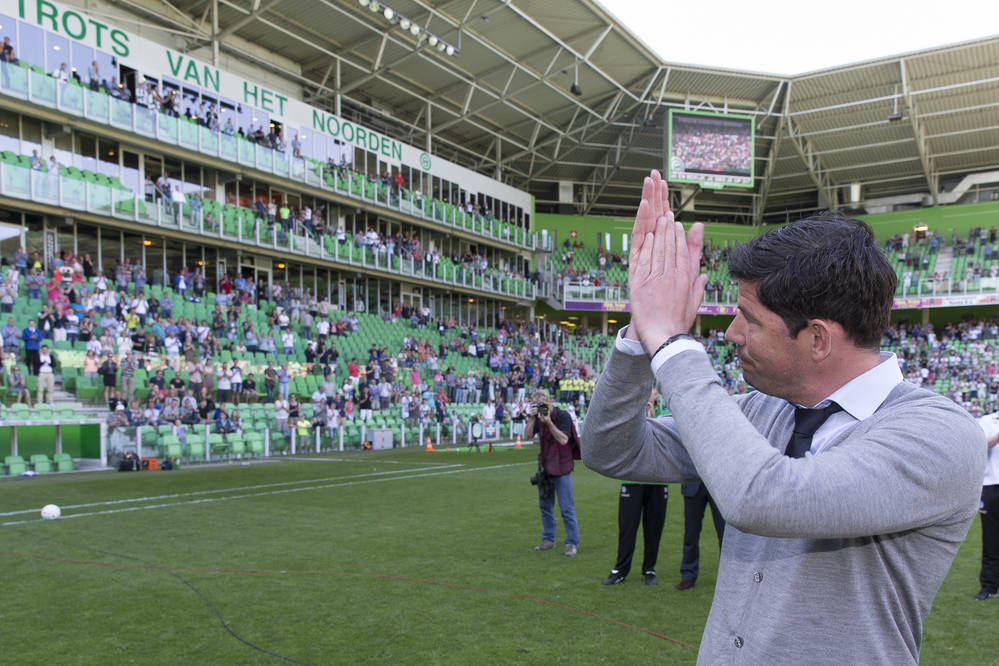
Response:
[728,213,896,350]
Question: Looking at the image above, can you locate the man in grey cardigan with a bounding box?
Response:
[582,170,985,664]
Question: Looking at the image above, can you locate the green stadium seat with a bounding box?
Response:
[207,433,227,456]
[5,455,27,475]
[53,452,74,472]
[186,436,205,460]
[227,433,245,455]
[30,454,52,474]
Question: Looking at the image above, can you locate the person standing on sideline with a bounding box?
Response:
[582,170,984,664]
[525,388,580,557]
[976,410,999,600]
[674,481,724,591]
[602,389,669,586]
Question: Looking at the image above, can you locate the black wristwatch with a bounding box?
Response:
[649,333,698,359]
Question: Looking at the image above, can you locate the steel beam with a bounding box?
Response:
[785,93,838,209]
[754,83,787,224]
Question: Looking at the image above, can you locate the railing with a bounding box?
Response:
[552,272,999,309]
[0,65,536,251]
[0,162,537,301]
[112,419,527,466]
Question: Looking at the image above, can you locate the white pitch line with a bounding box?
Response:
[287,457,457,466]
[2,461,532,527]
[0,464,466,517]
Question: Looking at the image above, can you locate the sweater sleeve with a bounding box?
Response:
[581,345,699,483]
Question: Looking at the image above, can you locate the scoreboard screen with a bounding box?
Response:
[668,110,754,188]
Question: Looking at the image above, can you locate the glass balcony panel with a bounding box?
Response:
[109,97,134,130]
[84,89,109,122]
[0,63,28,98]
[28,70,57,106]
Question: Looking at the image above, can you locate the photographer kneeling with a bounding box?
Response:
[525,389,581,557]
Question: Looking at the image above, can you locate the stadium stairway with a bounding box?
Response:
[563,345,597,381]
[934,245,955,277]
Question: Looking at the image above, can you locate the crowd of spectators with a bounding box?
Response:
[572,316,999,421]
[0,246,582,448]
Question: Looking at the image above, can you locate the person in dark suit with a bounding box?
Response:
[676,481,724,590]
[603,389,669,586]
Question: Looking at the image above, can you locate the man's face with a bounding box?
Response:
[725,281,811,402]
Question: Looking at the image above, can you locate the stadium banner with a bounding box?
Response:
[4,0,532,210]
[564,294,999,314]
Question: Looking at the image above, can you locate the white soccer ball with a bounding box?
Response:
[41,504,61,520]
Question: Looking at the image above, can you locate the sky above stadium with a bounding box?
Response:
[600,0,999,75]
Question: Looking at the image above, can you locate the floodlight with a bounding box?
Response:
[428,35,439,47]
[445,45,455,56]
[383,7,394,20]
[399,18,411,30]
[409,23,420,36]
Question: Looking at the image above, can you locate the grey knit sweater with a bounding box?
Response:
[582,347,985,664]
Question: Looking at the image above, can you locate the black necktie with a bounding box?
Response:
[786,402,842,458]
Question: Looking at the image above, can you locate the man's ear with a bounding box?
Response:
[805,319,837,361]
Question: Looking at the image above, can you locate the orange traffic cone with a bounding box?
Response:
[514,434,522,449]
[425,437,434,452]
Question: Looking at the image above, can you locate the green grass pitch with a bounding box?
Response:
[1,447,994,664]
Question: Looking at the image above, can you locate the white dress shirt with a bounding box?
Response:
[979,412,999,486]
[614,326,904,455]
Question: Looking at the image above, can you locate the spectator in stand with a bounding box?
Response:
[358,385,373,421]
[0,36,17,65]
[264,361,277,402]
[8,362,31,406]
[242,373,257,403]
[230,362,243,404]
[215,407,235,434]
[25,267,44,299]
[481,398,496,427]
[281,327,295,356]
[22,319,41,375]
[82,349,99,382]
[148,368,167,400]
[171,185,186,225]
[277,362,290,400]
[108,403,129,428]
[274,394,289,435]
[1,316,18,356]
[98,352,117,403]
[86,60,101,91]
[120,351,138,404]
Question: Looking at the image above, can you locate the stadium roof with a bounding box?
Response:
[107,0,999,224]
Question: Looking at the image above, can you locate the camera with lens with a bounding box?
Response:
[537,403,549,417]
[530,470,554,498]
